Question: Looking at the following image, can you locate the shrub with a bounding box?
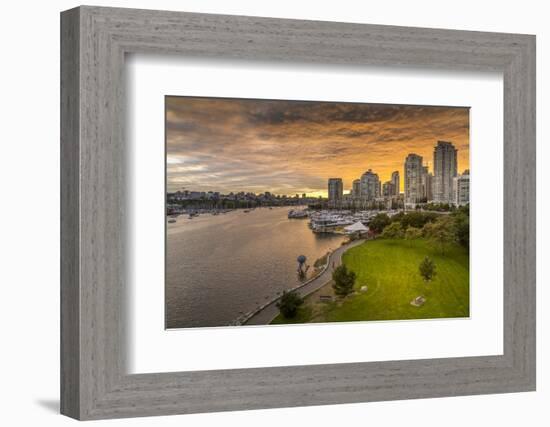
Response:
[276,291,304,318]
[405,226,422,244]
[332,265,356,297]
[452,210,470,251]
[380,221,405,239]
[422,216,456,253]
[419,256,437,282]
[368,213,391,234]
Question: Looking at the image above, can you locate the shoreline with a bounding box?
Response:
[237,249,335,325]
[166,206,346,328]
[242,238,366,326]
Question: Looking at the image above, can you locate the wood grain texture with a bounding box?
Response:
[60,6,536,420]
[60,7,80,419]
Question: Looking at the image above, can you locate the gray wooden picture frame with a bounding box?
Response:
[60,5,536,420]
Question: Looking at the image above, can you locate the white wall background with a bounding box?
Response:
[0,0,547,425]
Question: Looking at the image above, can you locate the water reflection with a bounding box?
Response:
[166,207,345,328]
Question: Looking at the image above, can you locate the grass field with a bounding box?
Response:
[272,238,469,324]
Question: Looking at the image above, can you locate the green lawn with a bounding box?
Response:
[272,238,469,324]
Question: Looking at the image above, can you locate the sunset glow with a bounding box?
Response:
[166,97,470,196]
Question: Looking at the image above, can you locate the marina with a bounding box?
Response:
[167,206,401,235]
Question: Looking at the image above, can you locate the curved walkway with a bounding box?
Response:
[243,239,365,325]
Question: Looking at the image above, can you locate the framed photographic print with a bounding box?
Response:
[61,6,536,420]
[164,96,471,329]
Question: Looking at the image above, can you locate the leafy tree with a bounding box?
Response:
[453,212,470,250]
[423,202,453,212]
[332,265,356,297]
[407,212,438,229]
[380,221,405,239]
[451,206,470,251]
[404,226,422,245]
[423,216,455,253]
[457,204,470,216]
[368,213,391,234]
[390,211,405,224]
[419,256,436,282]
[276,291,304,318]
[390,211,437,230]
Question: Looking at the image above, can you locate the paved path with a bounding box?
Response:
[244,239,366,325]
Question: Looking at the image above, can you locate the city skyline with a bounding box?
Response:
[325,140,468,208]
[167,96,470,196]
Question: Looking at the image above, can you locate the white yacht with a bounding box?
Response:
[288,209,308,219]
[309,211,353,233]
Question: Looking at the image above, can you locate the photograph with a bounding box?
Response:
[165,96,470,329]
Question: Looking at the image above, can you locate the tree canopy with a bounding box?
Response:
[368,213,391,234]
[405,226,422,244]
[419,256,437,282]
[391,211,438,229]
[422,216,456,253]
[380,221,405,239]
[452,207,470,251]
[332,264,356,297]
[276,291,304,318]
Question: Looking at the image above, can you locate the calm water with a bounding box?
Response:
[166,207,345,328]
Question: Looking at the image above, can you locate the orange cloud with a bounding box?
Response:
[166,96,469,196]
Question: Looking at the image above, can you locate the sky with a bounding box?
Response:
[166,96,469,197]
